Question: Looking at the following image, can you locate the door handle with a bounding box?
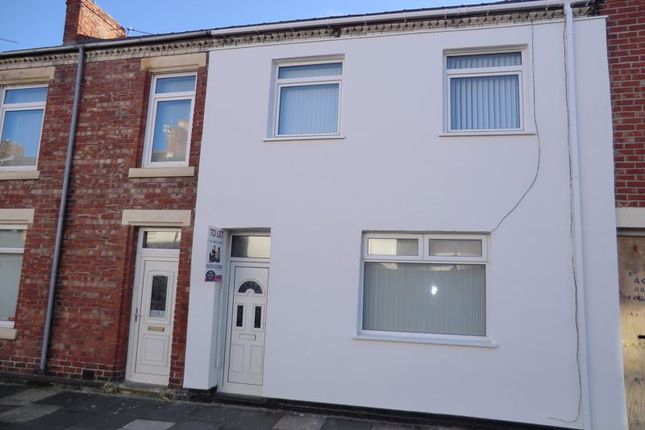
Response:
[639,335,645,340]
[134,308,141,322]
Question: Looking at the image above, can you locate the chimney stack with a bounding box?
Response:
[63,0,126,45]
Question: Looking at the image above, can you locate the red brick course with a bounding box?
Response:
[0,56,207,388]
[601,0,645,207]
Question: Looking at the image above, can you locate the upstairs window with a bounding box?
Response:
[143,74,196,167]
[446,51,523,132]
[273,61,342,137]
[0,86,47,170]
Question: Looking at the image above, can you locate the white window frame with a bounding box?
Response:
[142,73,196,168]
[272,59,343,139]
[0,224,26,328]
[0,85,47,171]
[444,48,527,135]
[357,232,495,347]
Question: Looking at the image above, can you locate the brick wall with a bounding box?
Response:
[0,64,76,375]
[64,0,125,44]
[0,56,207,387]
[601,0,645,207]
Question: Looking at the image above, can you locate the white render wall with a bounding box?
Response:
[184,17,626,429]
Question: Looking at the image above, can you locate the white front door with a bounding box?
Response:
[226,264,269,388]
[127,232,180,386]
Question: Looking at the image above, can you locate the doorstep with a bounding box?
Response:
[115,381,179,400]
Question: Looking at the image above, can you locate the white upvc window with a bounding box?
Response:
[445,50,524,133]
[0,85,47,170]
[142,73,196,167]
[272,60,342,138]
[360,233,488,341]
[0,227,26,328]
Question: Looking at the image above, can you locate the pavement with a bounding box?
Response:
[0,382,471,430]
[0,383,468,430]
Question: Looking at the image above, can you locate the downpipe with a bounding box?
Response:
[39,46,85,373]
[563,1,593,428]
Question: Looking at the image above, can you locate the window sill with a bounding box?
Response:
[0,327,17,340]
[439,131,536,137]
[128,166,195,178]
[0,170,40,181]
[264,135,345,143]
[353,332,497,348]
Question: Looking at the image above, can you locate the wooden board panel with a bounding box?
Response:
[618,236,645,430]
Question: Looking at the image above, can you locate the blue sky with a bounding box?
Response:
[0,0,487,51]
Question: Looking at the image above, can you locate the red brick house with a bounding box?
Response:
[0,0,210,388]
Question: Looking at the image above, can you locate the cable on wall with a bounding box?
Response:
[548,14,583,427]
[490,21,541,233]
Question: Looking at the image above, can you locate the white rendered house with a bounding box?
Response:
[184,2,627,429]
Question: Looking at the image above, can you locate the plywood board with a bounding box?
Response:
[618,236,645,430]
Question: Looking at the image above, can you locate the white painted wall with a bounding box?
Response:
[184,17,626,428]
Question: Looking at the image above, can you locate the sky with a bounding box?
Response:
[0,0,489,51]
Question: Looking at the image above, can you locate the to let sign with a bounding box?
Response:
[205,226,224,283]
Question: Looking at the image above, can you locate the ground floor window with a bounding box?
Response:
[0,228,25,326]
[361,233,487,337]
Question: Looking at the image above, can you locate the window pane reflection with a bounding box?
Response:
[151,99,191,163]
[367,238,418,256]
[428,239,482,257]
[143,231,181,249]
[231,235,270,258]
[1,109,44,167]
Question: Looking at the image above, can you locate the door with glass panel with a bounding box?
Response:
[222,234,270,394]
[127,230,180,385]
[227,265,269,386]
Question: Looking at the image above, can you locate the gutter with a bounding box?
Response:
[0,30,212,58]
[39,46,85,373]
[208,0,591,36]
[0,1,594,59]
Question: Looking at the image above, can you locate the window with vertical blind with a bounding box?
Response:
[446,51,523,132]
[273,61,342,137]
[361,233,487,338]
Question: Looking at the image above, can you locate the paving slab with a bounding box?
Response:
[188,405,244,423]
[0,406,15,415]
[21,409,88,429]
[371,424,419,430]
[66,410,150,430]
[321,418,373,430]
[0,386,27,399]
[37,391,123,412]
[122,419,175,430]
[0,389,58,406]
[169,421,223,430]
[0,403,61,424]
[221,409,283,429]
[134,402,202,422]
[272,413,325,430]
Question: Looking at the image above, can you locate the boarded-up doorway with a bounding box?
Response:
[617,234,645,430]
